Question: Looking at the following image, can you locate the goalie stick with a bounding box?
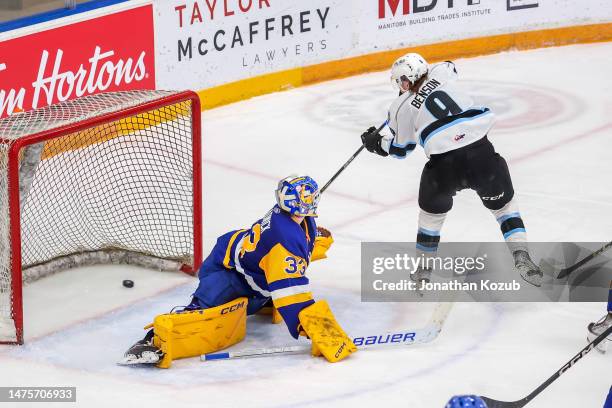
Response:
[480,324,612,408]
[201,301,453,361]
[320,120,388,194]
[556,241,612,279]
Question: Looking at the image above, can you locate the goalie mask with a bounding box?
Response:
[276,175,320,217]
[390,53,428,92]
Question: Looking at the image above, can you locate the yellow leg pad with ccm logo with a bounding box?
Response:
[153,297,248,368]
[298,300,357,363]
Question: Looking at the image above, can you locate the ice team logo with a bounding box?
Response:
[0,6,155,118]
[454,134,465,141]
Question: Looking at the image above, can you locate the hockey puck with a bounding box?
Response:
[122,279,134,288]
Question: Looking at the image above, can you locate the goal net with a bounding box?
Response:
[0,90,202,344]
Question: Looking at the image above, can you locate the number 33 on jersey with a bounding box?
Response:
[225,205,332,338]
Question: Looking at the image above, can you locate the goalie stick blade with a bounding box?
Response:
[478,325,612,408]
[201,302,454,362]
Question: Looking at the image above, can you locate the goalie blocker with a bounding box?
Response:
[120,175,356,367]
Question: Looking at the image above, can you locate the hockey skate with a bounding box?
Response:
[410,266,432,286]
[513,250,543,287]
[588,313,612,353]
[118,338,164,365]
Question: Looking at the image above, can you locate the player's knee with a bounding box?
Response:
[480,187,514,210]
[418,195,453,214]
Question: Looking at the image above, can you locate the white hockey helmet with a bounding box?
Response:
[390,53,429,91]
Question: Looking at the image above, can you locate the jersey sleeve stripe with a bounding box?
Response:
[233,235,272,296]
[268,277,310,292]
[223,229,247,268]
[273,291,314,308]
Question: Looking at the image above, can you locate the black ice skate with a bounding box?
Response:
[588,313,612,353]
[118,339,164,365]
[513,250,543,287]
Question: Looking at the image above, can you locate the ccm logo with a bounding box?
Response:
[482,192,505,201]
[221,301,245,314]
[353,332,416,346]
[559,343,595,374]
[335,342,347,358]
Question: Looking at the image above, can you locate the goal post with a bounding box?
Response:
[0,90,203,345]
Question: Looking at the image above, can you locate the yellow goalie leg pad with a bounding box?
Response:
[298,300,357,363]
[153,297,248,368]
[311,235,334,262]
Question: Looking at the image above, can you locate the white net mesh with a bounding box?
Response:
[0,90,198,343]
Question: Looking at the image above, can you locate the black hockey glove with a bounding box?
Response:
[361,126,388,157]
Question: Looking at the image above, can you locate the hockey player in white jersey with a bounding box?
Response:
[360,53,543,286]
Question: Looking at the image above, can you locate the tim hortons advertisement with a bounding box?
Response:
[0,5,155,118]
[154,0,353,89]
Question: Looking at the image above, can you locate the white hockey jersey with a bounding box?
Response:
[382,61,494,158]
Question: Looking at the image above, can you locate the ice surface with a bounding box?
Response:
[0,43,611,407]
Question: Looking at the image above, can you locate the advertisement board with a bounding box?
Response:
[0,5,155,118]
[153,0,612,93]
[153,0,354,90]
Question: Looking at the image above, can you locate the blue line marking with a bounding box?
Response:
[0,0,131,33]
[503,228,526,240]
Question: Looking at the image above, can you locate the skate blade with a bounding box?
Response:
[117,353,160,366]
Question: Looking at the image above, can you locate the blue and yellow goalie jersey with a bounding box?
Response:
[196,205,330,339]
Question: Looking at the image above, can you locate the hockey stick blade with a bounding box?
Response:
[480,324,612,408]
[202,302,453,361]
[556,241,612,279]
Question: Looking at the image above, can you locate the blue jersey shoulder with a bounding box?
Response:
[259,206,316,259]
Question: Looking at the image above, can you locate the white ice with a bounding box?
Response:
[1,43,611,408]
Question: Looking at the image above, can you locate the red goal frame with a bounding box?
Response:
[2,91,202,345]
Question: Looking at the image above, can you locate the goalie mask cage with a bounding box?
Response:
[0,90,202,345]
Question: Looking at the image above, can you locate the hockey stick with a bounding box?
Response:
[201,301,453,361]
[556,241,612,279]
[480,324,612,408]
[320,120,388,194]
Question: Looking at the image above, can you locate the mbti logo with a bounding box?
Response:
[507,0,538,11]
[378,0,480,18]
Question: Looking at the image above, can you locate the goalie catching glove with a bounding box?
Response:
[311,226,334,261]
[298,300,357,363]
